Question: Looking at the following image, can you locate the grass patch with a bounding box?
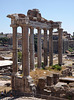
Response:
[52,64,62,71]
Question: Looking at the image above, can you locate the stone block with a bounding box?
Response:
[46,76,53,86]
[53,73,59,85]
[37,77,45,94]
[47,96,68,100]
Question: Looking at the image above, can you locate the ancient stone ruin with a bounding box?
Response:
[7,9,63,94]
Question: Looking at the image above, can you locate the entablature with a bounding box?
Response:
[7,9,62,29]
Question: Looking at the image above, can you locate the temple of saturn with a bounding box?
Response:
[7,9,63,93]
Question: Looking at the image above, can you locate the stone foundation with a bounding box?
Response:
[12,75,34,94]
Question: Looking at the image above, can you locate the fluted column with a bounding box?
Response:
[30,27,35,70]
[49,28,53,66]
[58,28,63,66]
[22,25,29,76]
[44,29,48,66]
[37,28,42,68]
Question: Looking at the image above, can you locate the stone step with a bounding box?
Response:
[43,89,51,95]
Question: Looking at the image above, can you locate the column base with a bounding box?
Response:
[11,75,35,95]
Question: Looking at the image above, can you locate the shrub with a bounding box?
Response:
[52,64,62,71]
[18,51,22,62]
[35,62,45,69]
[35,64,37,68]
[41,62,45,69]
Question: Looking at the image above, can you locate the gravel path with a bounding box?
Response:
[0,96,46,100]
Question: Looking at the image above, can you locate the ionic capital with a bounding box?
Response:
[49,28,53,31]
[43,28,47,31]
[57,28,63,31]
[36,27,41,30]
[30,26,34,30]
[10,24,18,28]
[21,24,29,28]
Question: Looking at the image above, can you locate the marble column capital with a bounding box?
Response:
[30,26,34,30]
[21,24,29,28]
[10,24,18,28]
[36,27,41,30]
[43,28,47,31]
[49,28,53,31]
[58,28,63,31]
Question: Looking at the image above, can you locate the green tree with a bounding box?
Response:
[0,37,9,45]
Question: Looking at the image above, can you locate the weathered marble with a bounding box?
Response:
[37,28,42,68]
[49,28,53,66]
[58,28,63,66]
[44,29,48,66]
[30,27,35,70]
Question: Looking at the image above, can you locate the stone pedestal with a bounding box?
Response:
[37,77,45,94]
[49,28,53,66]
[30,27,35,70]
[37,28,42,68]
[44,29,48,66]
[53,73,59,85]
[22,76,33,93]
[12,75,33,94]
[58,28,63,66]
[47,76,53,86]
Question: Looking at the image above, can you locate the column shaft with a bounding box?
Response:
[12,26,18,72]
[58,28,63,66]
[37,28,42,68]
[22,26,29,76]
[30,27,35,70]
[44,29,48,66]
[12,26,18,90]
[49,28,53,66]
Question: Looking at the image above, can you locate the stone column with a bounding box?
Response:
[37,28,42,68]
[49,28,53,66]
[12,26,18,90]
[44,29,48,66]
[12,26,18,73]
[58,28,63,66]
[30,27,35,70]
[22,25,29,76]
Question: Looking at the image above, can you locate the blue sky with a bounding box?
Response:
[0,0,74,35]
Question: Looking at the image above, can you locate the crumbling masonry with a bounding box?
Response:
[7,9,63,93]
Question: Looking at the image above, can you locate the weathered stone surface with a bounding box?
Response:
[61,68,72,77]
[7,9,62,95]
[22,26,30,76]
[37,28,42,68]
[30,27,35,70]
[44,29,48,66]
[66,66,72,71]
[47,96,68,100]
[59,77,74,83]
[27,9,41,19]
[12,75,34,94]
[58,28,63,66]
[46,76,53,86]
[12,26,18,73]
[49,28,53,66]
[53,73,59,85]
[66,88,74,100]
[69,82,74,88]
[37,77,45,94]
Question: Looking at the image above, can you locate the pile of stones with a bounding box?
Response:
[36,71,74,100]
